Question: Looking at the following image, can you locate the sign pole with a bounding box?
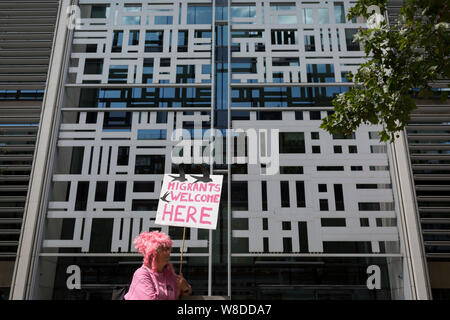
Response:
[179,226,186,275]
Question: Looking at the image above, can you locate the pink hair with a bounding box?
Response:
[134,231,175,274]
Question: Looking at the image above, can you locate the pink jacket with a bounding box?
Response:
[124,264,179,300]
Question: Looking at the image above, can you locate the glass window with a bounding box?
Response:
[95,181,107,201]
[360,218,370,227]
[345,29,360,51]
[117,147,129,166]
[280,166,303,174]
[75,181,89,210]
[296,181,306,207]
[84,59,103,75]
[133,181,155,193]
[114,181,126,201]
[276,16,298,24]
[257,111,282,120]
[215,6,228,20]
[263,218,268,230]
[320,199,329,211]
[334,2,346,23]
[279,132,305,153]
[145,31,163,52]
[129,30,139,46]
[356,184,392,189]
[132,199,159,211]
[369,165,389,171]
[124,5,141,12]
[302,8,313,24]
[91,5,109,18]
[122,16,141,25]
[358,202,395,211]
[271,30,297,45]
[333,133,356,139]
[307,64,335,83]
[231,6,256,18]
[154,16,173,25]
[135,155,165,174]
[103,110,131,130]
[137,129,167,140]
[270,5,296,11]
[282,221,292,230]
[261,181,267,211]
[112,31,123,52]
[156,112,168,123]
[178,30,188,52]
[370,145,387,154]
[349,145,358,153]
[108,65,128,83]
[317,166,344,171]
[188,5,212,24]
[318,8,330,24]
[310,111,321,120]
[231,181,248,210]
[280,181,290,207]
[369,132,381,139]
[304,35,315,51]
[321,218,346,227]
[334,184,345,211]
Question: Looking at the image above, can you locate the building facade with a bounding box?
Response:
[6,0,432,299]
[0,0,59,299]
[386,0,450,300]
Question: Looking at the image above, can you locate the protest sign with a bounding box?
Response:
[155,173,223,230]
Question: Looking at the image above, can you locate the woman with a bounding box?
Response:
[124,231,192,300]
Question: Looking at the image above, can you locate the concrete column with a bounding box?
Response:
[10,0,72,300]
[389,130,431,299]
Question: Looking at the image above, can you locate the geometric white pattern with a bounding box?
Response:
[42,0,401,255]
[232,111,399,253]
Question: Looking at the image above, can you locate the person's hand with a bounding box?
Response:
[177,273,192,296]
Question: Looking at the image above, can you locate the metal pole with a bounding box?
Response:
[208,0,217,297]
[179,227,186,275]
[227,0,232,298]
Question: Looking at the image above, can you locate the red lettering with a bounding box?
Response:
[174,205,185,222]
[171,191,182,201]
[162,203,173,221]
[186,206,197,223]
[167,181,177,191]
[200,207,212,225]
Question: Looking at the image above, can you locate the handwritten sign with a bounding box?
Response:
[155,174,223,230]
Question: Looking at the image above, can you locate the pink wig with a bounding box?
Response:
[134,231,175,273]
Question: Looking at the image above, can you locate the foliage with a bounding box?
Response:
[320,0,450,142]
